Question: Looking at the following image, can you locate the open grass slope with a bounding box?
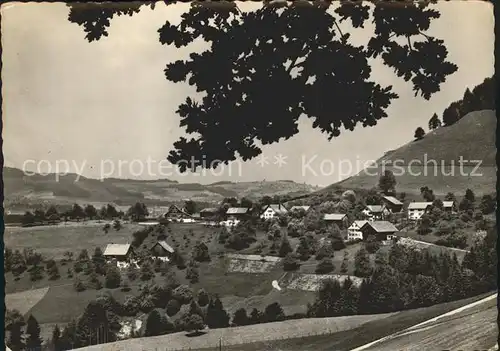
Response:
[5,287,50,316]
[3,167,319,209]
[72,312,394,351]
[190,292,495,351]
[333,110,496,195]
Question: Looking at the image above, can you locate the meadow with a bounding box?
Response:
[4,221,144,260]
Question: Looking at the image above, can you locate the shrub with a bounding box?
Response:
[185,267,199,284]
[73,277,86,292]
[172,285,193,305]
[315,258,334,274]
[105,266,122,289]
[166,299,181,317]
[283,253,300,271]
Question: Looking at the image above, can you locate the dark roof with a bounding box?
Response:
[361,221,398,233]
[152,240,174,253]
[383,196,403,206]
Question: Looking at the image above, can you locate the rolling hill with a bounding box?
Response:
[2,167,320,210]
[333,110,496,195]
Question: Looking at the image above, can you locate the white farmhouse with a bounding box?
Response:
[347,220,368,241]
[407,202,433,221]
[260,204,288,220]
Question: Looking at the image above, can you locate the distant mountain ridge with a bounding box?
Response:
[331,110,496,195]
[2,167,320,208]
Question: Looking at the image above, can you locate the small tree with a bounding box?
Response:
[140,261,154,281]
[428,113,441,130]
[232,308,249,326]
[197,289,210,307]
[144,309,164,337]
[185,266,199,284]
[378,170,397,195]
[249,308,263,325]
[48,264,61,280]
[127,263,139,281]
[105,265,122,288]
[340,251,349,274]
[185,314,205,333]
[166,299,181,317]
[6,309,26,351]
[263,302,285,323]
[73,276,86,292]
[354,247,372,278]
[315,258,334,274]
[30,264,44,282]
[52,324,61,351]
[414,127,425,140]
[278,236,293,257]
[25,315,43,350]
[465,188,476,203]
[283,253,300,271]
[111,220,121,231]
[191,242,210,262]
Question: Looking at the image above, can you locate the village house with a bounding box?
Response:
[362,205,390,220]
[150,240,175,261]
[260,204,288,220]
[163,204,192,221]
[382,196,404,213]
[103,243,134,262]
[200,207,219,219]
[347,220,368,241]
[225,207,251,227]
[323,213,349,229]
[442,201,456,213]
[359,221,398,241]
[407,202,433,221]
[290,205,311,212]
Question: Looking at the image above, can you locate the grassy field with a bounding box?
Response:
[72,312,394,351]
[334,110,496,195]
[190,292,495,351]
[5,287,50,316]
[4,221,144,260]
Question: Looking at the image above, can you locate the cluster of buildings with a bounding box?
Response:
[105,195,457,263]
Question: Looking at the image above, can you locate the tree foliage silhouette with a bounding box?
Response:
[68,2,457,170]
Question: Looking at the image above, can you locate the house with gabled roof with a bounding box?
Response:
[407,202,433,221]
[363,205,390,220]
[163,204,191,221]
[347,220,368,241]
[200,207,219,218]
[226,207,250,218]
[151,240,175,261]
[442,201,456,213]
[260,204,288,220]
[382,196,404,213]
[323,213,349,229]
[103,243,134,262]
[359,221,398,241]
[225,207,251,227]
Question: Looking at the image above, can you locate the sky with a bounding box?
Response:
[1,1,494,187]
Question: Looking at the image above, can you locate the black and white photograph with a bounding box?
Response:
[2,1,497,350]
